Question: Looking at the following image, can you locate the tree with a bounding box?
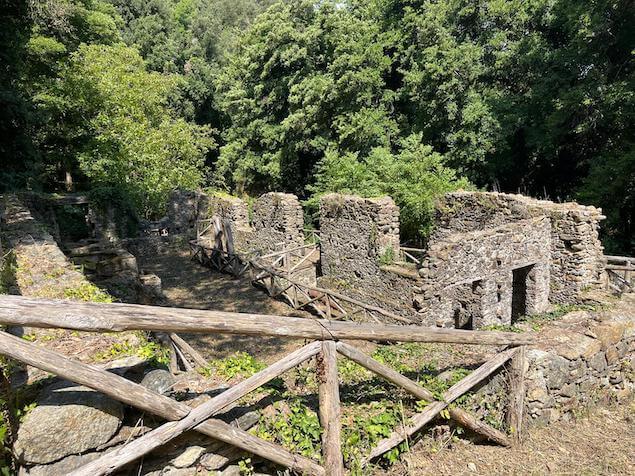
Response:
[215,1,397,195]
[50,44,214,216]
[308,134,470,241]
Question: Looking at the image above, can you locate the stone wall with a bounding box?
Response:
[416,217,551,328]
[319,194,400,280]
[317,194,418,320]
[434,192,605,304]
[471,301,634,427]
[195,192,304,254]
[524,305,634,424]
[166,189,205,235]
[250,192,304,252]
[0,195,102,300]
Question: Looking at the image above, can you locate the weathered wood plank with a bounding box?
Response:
[169,333,208,369]
[507,345,526,443]
[366,348,515,461]
[317,341,344,476]
[71,342,322,476]
[0,295,534,345]
[0,331,324,476]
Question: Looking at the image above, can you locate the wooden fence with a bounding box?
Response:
[0,295,530,476]
[604,255,634,293]
[190,238,416,325]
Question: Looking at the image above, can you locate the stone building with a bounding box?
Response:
[317,191,606,329]
[167,188,606,329]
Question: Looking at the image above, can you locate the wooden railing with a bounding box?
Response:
[0,295,530,476]
[604,255,634,293]
[190,236,416,324]
[250,253,415,324]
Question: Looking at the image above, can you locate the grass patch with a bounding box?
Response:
[0,249,17,294]
[199,351,266,380]
[63,282,113,303]
[518,303,601,330]
[95,333,170,366]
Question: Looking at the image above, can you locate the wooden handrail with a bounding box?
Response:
[0,295,534,345]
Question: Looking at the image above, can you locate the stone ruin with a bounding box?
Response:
[179,189,606,330]
[168,190,305,254]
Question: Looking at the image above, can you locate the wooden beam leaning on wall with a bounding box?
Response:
[0,295,534,346]
[70,342,323,476]
[0,332,324,476]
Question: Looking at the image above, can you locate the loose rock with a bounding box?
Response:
[14,381,123,464]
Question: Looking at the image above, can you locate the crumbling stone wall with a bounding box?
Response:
[317,194,418,319]
[194,192,304,254]
[250,192,304,251]
[434,192,605,304]
[417,217,551,328]
[166,189,205,235]
[319,194,400,280]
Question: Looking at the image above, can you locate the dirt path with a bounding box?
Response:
[137,248,309,362]
[382,401,635,476]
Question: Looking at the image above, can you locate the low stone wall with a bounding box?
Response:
[0,195,102,300]
[524,304,634,424]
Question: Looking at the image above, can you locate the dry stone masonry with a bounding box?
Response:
[178,191,305,254]
[432,192,606,305]
[317,194,419,320]
[316,191,607,329]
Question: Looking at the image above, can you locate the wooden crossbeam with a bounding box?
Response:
[72,342,323,476]
[336,343,510,451]
[0,295,534,346]
[0,331,324,476]
[365,348,516,461]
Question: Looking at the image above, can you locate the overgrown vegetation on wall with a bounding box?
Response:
[1,0,633,248]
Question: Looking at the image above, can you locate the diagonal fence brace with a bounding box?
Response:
[71,341,323,476]
[0,331,324,476]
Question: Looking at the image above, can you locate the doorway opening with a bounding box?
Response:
[511,265,533,322]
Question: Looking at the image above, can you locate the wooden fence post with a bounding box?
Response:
[317,341,344,476]
[508,345,526,443]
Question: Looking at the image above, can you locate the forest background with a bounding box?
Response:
[1,0,633,252]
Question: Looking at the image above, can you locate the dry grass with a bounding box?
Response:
[383,400,635,476]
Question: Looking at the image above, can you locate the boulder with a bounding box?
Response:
[14,381,123,464]
[552,332,602,360]
[170,445,205,468]
[18,452,101,476]
[141,369,176,395]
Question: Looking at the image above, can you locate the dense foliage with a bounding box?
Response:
[1,0,633,249]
